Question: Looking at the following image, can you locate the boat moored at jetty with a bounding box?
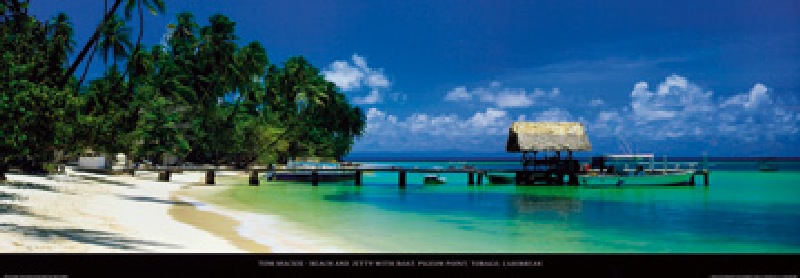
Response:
[266,157,359,182]
[423,175,446,184]
[579,154,696,186]
[486,174,515,184]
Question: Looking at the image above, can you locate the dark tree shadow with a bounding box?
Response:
[0,191,26,201]
[0,181,58,192]
[1,203,34,216]
[71,175,136,187]
[120,195,193,206]
[0,223,181,251]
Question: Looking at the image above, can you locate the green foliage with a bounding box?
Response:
[2,3,366,171]
[98,15,132,66]
[1,2,79,169]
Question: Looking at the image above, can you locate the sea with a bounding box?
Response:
[183,158,800,253]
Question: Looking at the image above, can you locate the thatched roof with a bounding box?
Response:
[506,122,592,152]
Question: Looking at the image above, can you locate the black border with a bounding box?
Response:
[0,254,798,277]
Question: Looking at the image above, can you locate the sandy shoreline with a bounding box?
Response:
[0,169,269,253]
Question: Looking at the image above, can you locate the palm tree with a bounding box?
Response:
[124,0,165,56]
[123,0,164,100]
[61,0,165,88]
[60,0,125,87]
[99,15,132,67]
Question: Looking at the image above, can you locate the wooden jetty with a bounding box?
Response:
[75,161,708,187]
[83,164,488,187]
[70,122,709,187]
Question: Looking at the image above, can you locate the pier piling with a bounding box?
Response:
[477,172,483,185]
[311,170,319,186]
[205,170,215,185]
[398,170,406,187]
[355,170,362,186]
[249,171,259,186]
[157,171,170,182]
[468,172,475,185]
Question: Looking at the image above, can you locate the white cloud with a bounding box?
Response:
[323,61,364,91]
[721,83,772,110]
[355,107,514,151]
[492,89,534,108]
[590,99,605,106]
[323,54,390,92]
[353,90,382,105]
[366,107,385,119]
[468,108,509,128]
[629,75,715,122]
[443,82,559,108]
[533,108,574,122]
[586,75,798,142]
[366,71,390,88]
[323,54,392,104]
[160,25,174,48]
[356,74,799,153]
[444,86,471,101]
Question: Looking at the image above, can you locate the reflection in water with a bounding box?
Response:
[319,186,800,248]
[509,195,583,218]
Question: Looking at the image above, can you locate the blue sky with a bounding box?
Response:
[32,0,800,156]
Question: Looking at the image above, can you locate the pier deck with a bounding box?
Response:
[74,164,710,187]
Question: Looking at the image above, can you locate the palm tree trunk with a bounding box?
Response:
[60,0,124,88]
[77,43,99,88]
[0,164,7,181]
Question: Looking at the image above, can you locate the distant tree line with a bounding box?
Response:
[0,0,365,179]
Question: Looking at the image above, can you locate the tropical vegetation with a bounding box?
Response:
[0,0,365,179]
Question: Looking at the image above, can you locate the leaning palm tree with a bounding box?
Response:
[61,0,165,88]
[61,0,125,87]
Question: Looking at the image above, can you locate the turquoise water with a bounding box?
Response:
[197,164,800,253]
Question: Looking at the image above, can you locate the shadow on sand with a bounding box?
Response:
[70,175,138,187]
[0,223,181,251]
[0,181,59,192]
[120,195,193,206]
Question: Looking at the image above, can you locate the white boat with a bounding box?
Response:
[579,154,695,186]
[578,171,694,186]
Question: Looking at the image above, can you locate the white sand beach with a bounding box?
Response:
[0,169,269,253]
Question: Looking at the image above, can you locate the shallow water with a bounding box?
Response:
[191,166,800,253]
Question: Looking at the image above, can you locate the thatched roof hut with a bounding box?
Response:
[506,122,592,152]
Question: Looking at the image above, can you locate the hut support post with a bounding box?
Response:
[355,170,362,186]
[205,170,215,185]
[477,172,483,185]
[249,171,259,186]
[468,172,475,185]
[522,151,528,171]
[704,171,709,186]
[398,170,406,187]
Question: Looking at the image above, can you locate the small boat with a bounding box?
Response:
[423,175,446,184]
[758,160,778,172]
[578,171,694,186]
[579,154,695,186]
[486,174,514,184]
